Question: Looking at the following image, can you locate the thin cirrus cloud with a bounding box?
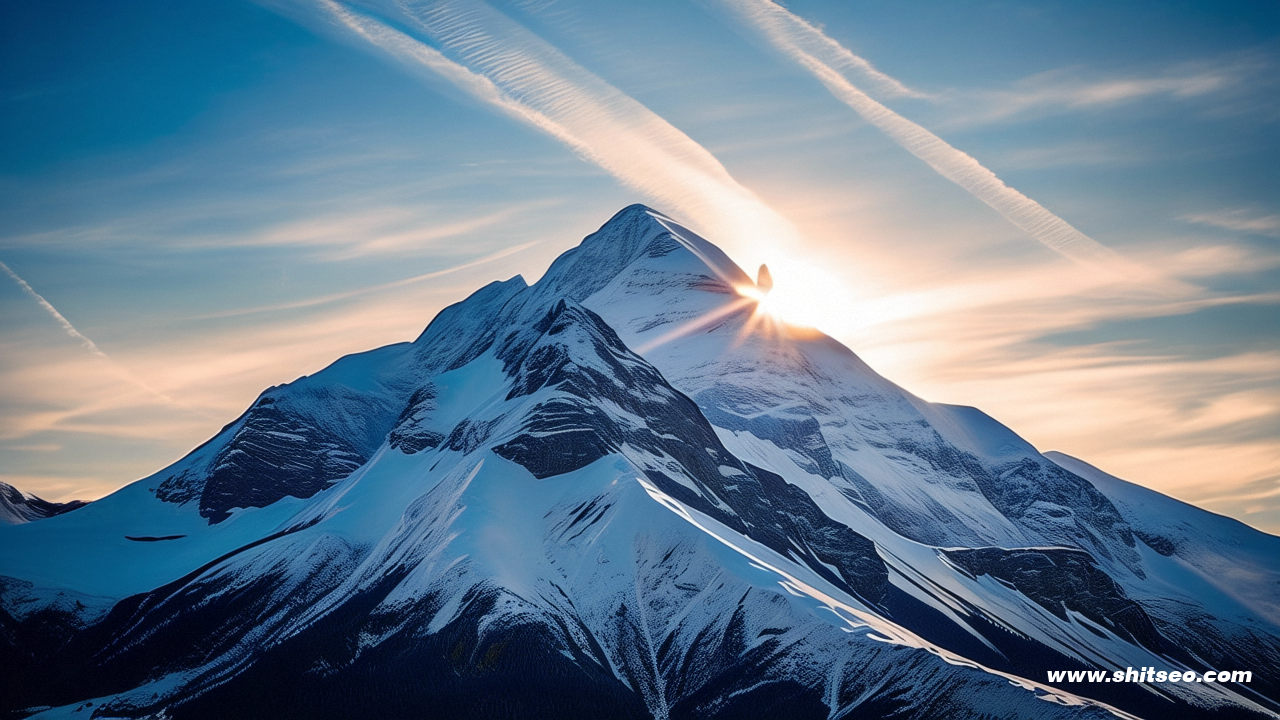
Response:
[844,266,1280,529]
[711,0,1146,276]
[953,67,1235,125]
[0,261,181,421]
[1181,209,1280,238]
[305,0,800,267]
[200,198,559,259]
[928,342,1279,523]
[0,254,504,501]
[197,237,541,319]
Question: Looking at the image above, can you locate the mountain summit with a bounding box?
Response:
[3,206,1278,720]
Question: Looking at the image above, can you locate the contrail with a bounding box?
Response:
[1,260,109,359]
[311,0,799,266]
[2,260,191,410]
[315,0,604,171]
[706,0,928,100]
[716,0,1133,272]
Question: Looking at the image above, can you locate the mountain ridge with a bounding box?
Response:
[0,481,85,525]
[2,205,1277,720]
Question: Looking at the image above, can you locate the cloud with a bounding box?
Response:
[0,257,513,501]
[939,48,1280,128]
[712,0,1141,276]
[182,199,559,261]
[700,0,928,101]
[1181,209,1280,238]
[0,475,118,504]
[0,345,205,442]
[0,201,566,446]
[859,292,1279,533]
[196,238,541,318]
[778,209,1278,531]
[1189,473,1280,533]
[0,153,582,273]
[957,66,1235,125]
[1130,242,1280,279]
[303,0,800,268]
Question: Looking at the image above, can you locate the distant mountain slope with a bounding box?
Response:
[0,481,85,525]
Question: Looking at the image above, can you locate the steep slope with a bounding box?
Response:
[2,205,1277,720]
[1046,451,1280,707]
[577,209,1135,557]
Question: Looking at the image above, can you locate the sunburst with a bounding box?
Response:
[735,263,806,340]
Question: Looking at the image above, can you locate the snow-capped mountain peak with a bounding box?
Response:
[2,206,1277,720]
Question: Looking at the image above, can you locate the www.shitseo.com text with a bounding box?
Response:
[1048,667,1253,684]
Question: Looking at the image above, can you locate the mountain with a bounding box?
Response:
[2,205,1278,720]
[0,481,85,525]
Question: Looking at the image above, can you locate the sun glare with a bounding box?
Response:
[639,259,851,356]
[735,261,846,336]
[738,282,798,329]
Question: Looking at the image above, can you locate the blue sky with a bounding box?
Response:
[1,0,1277,531]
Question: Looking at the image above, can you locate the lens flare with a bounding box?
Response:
[734,263,814,343]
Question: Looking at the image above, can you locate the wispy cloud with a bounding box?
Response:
[713,0,1139,275]
[940,49,1280,128]
[0,261,502,499]
[0,157,573,261]
[306,0,799,267]
[852,276,1280,529]
[203,199,558,259]
[1190,473,1280,533]
[773,199,1279,530]
[196,238,540,318]
[958,67,1235,125]
[1181,209,1280,238]
[0,475,119,504]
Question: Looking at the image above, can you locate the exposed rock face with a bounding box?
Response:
[942,546,1163,647]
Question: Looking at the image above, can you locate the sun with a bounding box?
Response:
[736,263,819,333]
[637,260,842,356]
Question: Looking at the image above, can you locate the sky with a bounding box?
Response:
[1,0,1277,532]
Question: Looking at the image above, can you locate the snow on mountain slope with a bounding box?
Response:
[6,305,1124,720]
[1046,451,1280,624]
[573,207,1279,716]
[2,205,1278,720]
[578,209,1136,558]
[0,481,85,525]
[1046,451,1280,707]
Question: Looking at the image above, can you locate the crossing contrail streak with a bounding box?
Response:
[2,260,189,409]
[1,260,109,359]
[718,0,1134,272]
